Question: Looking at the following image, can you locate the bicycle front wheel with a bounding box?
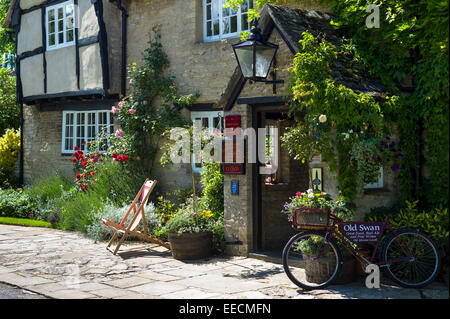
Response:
[382,228,441,288]
[282,231,343,290]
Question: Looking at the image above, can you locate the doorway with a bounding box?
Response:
[251,105,309,253]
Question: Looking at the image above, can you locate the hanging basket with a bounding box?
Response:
[292,207,331,231]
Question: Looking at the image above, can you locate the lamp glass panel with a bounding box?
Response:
[234,46,254,78]
[254,45,276,78]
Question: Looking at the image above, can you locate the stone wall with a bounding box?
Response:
[22,105,73,183]
[22,100,117,184]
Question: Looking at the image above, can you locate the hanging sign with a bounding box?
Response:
[338,222,385,243]
[225,114,242,137]
[220,137,246,175]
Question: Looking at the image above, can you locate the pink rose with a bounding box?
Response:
[112,106,117,114]
[129,109,135,115]
[118,101,124,108]
[142,100,147,105]
[115,129,124,138]
[296,192,302,196]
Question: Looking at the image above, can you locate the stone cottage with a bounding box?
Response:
[4,0,399,256]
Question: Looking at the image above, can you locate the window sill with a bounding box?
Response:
[362,187,390,195]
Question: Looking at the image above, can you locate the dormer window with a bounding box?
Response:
[203,0,253,42]
[46,1,75,50]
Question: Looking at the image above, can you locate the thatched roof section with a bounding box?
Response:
[216,4,389,110]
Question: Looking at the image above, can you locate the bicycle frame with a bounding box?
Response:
[314,211,413,267]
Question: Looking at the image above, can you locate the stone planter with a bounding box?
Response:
[168,231,213,260]
[304,253,356,285]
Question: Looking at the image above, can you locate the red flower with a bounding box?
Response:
[72,158,77,163]
[91,171,96,176]
[296,192,302,196]
[84,172,89,177]
[99,158,103,162]
[82,161,87,168]
[74,146,79,151]
[76,173,81,180]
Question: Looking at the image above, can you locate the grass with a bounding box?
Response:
[0,217,54,228]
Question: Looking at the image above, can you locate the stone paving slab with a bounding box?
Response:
[0,224,448,300]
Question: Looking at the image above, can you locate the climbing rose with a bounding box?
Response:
[112,106,117,114]
[296,192,302,196]
[319,114,327,123]
[118,101,124,108]
[115,129,123,138]
[129,109,135,115]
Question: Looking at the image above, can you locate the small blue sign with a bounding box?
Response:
[231,180,239,195]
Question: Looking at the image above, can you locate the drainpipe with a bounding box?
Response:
[8,27,24,186]
[110,0,128,97]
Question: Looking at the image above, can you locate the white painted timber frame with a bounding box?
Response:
[62,110,113,154]
[203,0,253,42]
[190,110,224,173]
[45,0,75,51]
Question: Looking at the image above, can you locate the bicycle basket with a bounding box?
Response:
[292,207,331,230]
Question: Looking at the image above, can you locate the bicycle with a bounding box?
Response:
[282,205,441,290]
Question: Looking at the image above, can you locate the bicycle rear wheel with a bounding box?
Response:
[381,228,440,288]
[282,231,343,290]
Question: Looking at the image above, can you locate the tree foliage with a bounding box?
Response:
[0,0,15,66]
[0,66,18,134]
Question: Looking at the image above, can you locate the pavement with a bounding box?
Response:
[0,224,448,300]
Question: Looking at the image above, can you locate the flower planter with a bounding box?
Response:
[168,231,213,260]
[304,253,356,285]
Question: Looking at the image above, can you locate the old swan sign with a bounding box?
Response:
[338,222,385,243]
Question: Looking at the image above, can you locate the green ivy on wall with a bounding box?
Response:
[226,0,449,209]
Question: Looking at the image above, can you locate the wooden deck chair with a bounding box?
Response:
[102,179,170,255]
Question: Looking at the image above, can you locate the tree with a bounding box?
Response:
[0,66,18,134]
[0,0,15,67]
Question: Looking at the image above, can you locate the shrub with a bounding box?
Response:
[0,188,38,219]
[23,174,72,204]
[365,200,449,245]
[85,201,158,241]
[199,162,223,218]
[0,129,20,187]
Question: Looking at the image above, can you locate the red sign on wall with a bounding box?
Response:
[225,115,241,137]
[221,164,245,175]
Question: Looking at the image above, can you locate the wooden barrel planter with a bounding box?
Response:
[304,253,356,285]
[168,232,213,260]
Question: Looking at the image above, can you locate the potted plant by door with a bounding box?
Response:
[163,205,215,260]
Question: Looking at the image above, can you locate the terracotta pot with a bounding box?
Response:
[168,231,212,260]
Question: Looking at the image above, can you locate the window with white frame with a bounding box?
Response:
[46,1,75,50]
[191,111,224,173]
[62,110,114,154]
[203,0,253,42]
[364,167,384,189]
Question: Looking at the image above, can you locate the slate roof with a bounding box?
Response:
[216,3,389,110]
